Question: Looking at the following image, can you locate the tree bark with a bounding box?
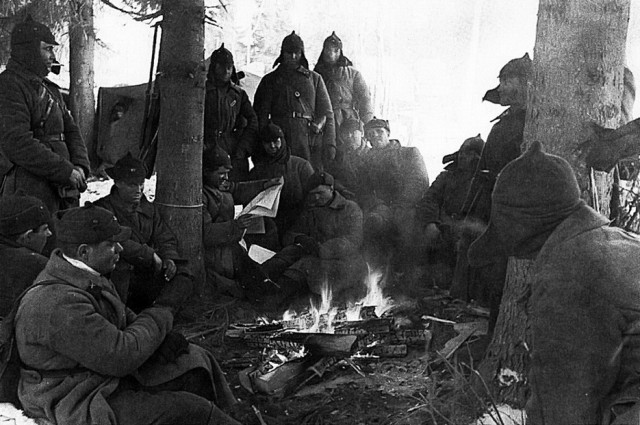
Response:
[155,0,206,290]
[478,0,630,407]
[69,0,95,161]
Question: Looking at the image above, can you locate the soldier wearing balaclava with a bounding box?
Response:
[314,31,373,142]
[253,31,336,171]
[204,43,258,181]
[0,16,90,255]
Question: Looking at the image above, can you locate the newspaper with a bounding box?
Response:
[239,177,284,218]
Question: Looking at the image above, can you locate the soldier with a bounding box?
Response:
[278,171,367,306]
[326,117,368,200]
[12,204,240,424]
[204,44,258,181]
[248,123,315,240]
[0,17,89,217]
[253,31,336,170]
[469,142,640,425]
[0,194,51,317]
[359,118,429,268]
[314,32,373,142]
[93,154,193,312]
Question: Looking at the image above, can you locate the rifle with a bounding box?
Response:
[139,22,161,179]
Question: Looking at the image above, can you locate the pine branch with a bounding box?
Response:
[99,0,161,21]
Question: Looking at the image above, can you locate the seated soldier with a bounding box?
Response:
[202,146,311,297]
[327,117,368,201]
[248,123,315,243]
[13,204,240,424]
[359,118,429,268]
[417,136,495,303]
[93,153,193,312]
[267,172,366,309]
[469,142,640,425]
[0,194,52,317]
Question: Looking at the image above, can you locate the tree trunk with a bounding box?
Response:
[155,0,206,290]
[69,0,95,163]
[478,0,630,407]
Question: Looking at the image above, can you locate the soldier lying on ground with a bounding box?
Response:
[12,204,241,425]
[93,153,194,312]
[359,117,429,270]
[254,31,336,170]
[469,142,640,425]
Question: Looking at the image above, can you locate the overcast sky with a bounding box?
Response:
[61,0,640,178]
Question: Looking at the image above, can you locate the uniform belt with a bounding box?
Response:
[38,134,66,143]
[292,112,313,120]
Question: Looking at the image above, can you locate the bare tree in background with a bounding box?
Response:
[478,0,630,407]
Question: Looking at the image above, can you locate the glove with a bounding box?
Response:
[234,214,254,229]
[294,234,320,256]
[153,331,189,364]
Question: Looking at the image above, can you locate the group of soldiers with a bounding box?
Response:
[2,14,640,425]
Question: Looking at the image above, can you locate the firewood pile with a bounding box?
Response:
[225,299,488,398]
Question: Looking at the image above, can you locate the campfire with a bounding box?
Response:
[230,266,433,396]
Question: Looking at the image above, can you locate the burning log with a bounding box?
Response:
[369,344,408,358]
[334,318,393,335]
[272,333,358,357]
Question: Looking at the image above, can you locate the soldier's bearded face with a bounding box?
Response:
[343,130,363,150]
[39,41,56,73]
[322,46,340,64]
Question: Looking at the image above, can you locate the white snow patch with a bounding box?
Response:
[474,404,526,425]
[0,403,40,425]
[80,174,157,205]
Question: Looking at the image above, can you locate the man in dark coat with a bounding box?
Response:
[279,171,366,305]
[248,123,315,241]
[0,194,51,316]
[327,117,368,200]
[314,32,373,143]
[0,17,89,217]
[253,31,336,170]
[93,154,193,312]
[359,118,429,267]
[416,136,496,307]
[469,142,640,425]
[13,204,240,425]
[202,145,310,300]
[204,44,258,181]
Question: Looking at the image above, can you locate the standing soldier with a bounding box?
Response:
[0,17,89,216]
[314,32,373,143]
[254,31,336,170]
[204,44,258,181]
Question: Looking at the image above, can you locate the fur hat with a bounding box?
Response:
[106,153,147,184]
[56,204,131,244]
[0,194,50,236]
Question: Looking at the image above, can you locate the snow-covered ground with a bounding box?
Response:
[81,174,156,205]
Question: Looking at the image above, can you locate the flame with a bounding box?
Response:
[280,263,394,332]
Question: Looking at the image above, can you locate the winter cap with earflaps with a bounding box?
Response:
[273,31,309,69]
[10,15,59,77]
[0,194,50,236]
[468,141,584,267]
[203,145,233,172]
[55,203,131,244]
[105,153,147,184]
[305,171,335,193]
[483,53,532,104]
[364,117,390,133]
[443,134,484,164]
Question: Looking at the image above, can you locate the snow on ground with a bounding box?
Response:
[474,405,526,425]
[81,174,156,205]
